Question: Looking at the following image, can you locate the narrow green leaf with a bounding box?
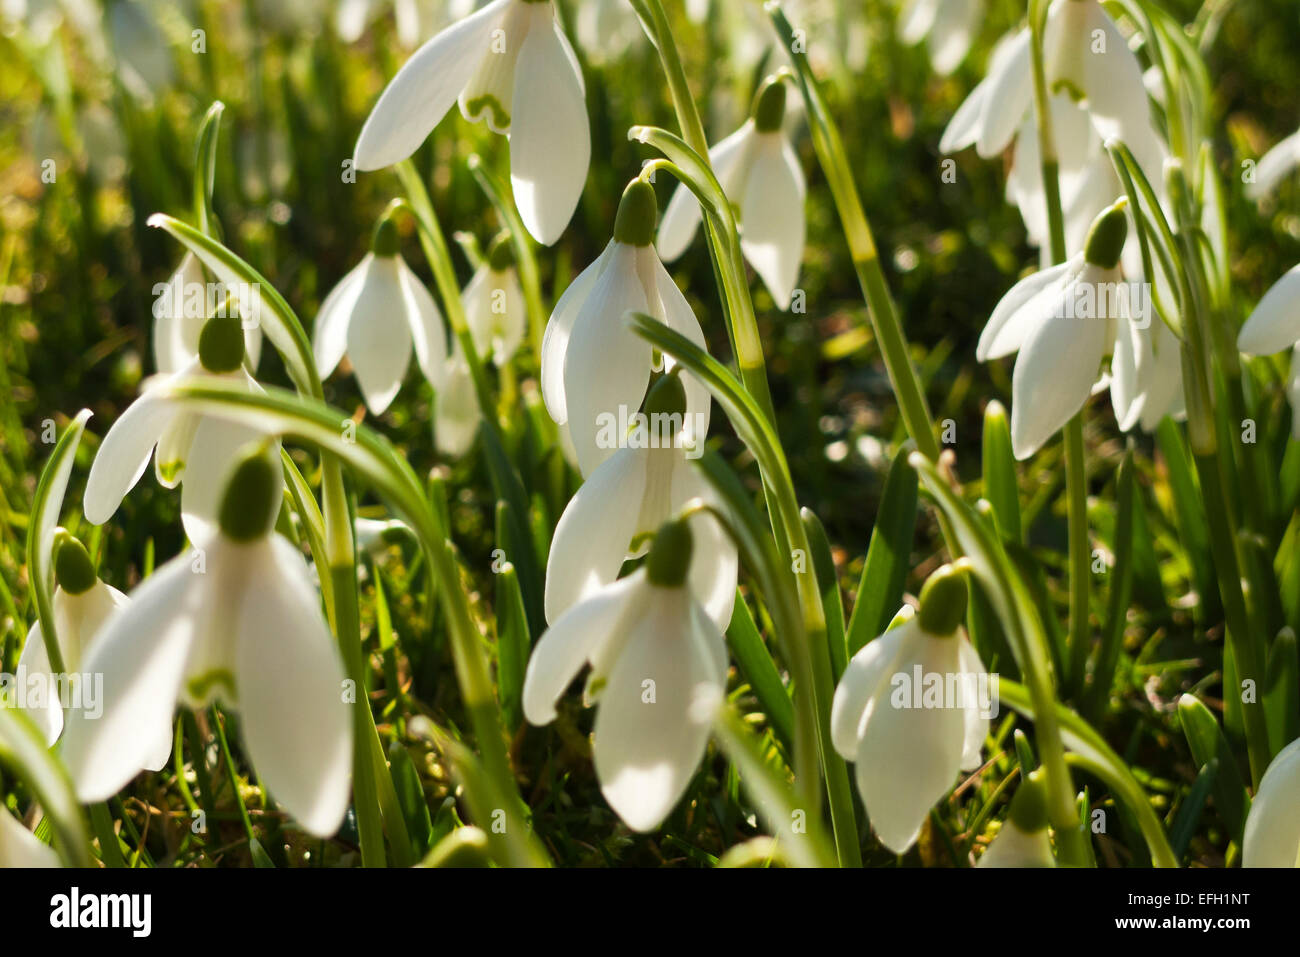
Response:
[1155,418,1218,622]
[496,561,530,733]
[1177,693,1250,844]
[1265,628,1299,754]
[0,707,92,866]
[982,400,1022,543]
[845,449,916,656]
[726,592,794,752]
[801,507,845,678]
[1168,760,1216,862]
[389,741,434,858]
[1085,449,1136,722]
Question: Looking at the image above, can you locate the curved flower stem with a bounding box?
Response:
[767,2,939,461]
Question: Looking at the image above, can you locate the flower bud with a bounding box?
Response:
[1083,199,1129,270]
[371,215,401,257]
[646,518,693,587]
[643,371,688,419]
[218,448,279,543]
[198,314,246,374]
[752,78,787,133]
[1008,769,1050,833]
[487,231,516,271]
[917,560,969,636]
[613,179,658,248]
[53,531,97,596]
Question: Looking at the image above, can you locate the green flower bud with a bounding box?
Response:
[752,78,788,133]
[486,232,516,271]
[53,531,97,596]
[1082,200,1129,270]
[613,179,658,247]
[646,518,693,587]
[643,371,688,419]
[371,215,401,257]
[917,561,969,636]
[218,449,279,543]
[198,314,246,374]
[1008,769,1051,833]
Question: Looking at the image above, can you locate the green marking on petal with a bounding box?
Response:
[464,95,511,134]
[187,669,236,703]
[158,458,185,484]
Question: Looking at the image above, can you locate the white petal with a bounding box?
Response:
[854,628,967,854]
[975,28,1032,158]
[927,0,978,75]
[957,638,989,771]
[153,253,207,375]
[346,255,415,414]
[1289,346,1300,443]
[83,389,175,526]
[313,256,371,378]
[1242,736,1300,867]
[592,587,724,831]
[352,0,512,170]
[15,620,63,746]
[650,252,713,445]
[1238,264,1300,356]
[59,552,199,802]
[234,538,352,838]
[461,264,496,359]
[541,245,610,425]
[656,122,757,261]
[977,820,1056,867]
[523,575,644,725]
[940,76,990,154]
[671,458,738,629]
[898,0,939,44]
[739,133,805,310]
[509,6,590,244]
[434,348,480,458]
[1247,129,1300,201]
[335,0,372,43]
[0,808,60,868]
[830,621,910,758]
[544,446,648,624]
[1109,315,1144,432]
[457,0,527,133]
[977,261,1071,361]
[398,256,448,386]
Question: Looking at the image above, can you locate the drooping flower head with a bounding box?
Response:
[541,179,712,476]
[61,449,354,838]
[314,214,449,415]
[1237,263,1300,440]
[463,231,526,367]
[658,77,806,309]
[976,768,1056,867]
[353,0,590,245]
[831,562,990,854]
[524,518,728,832]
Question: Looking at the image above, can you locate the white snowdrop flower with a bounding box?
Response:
[336,0,425,47]
[898,0,980,76]
[0,807,59,868]
[1246,127,1300,201]
[60,452,353,838]
[434,340,481,458]
[1237,263,1300,440]
[575,0,644,64]
[523,519,728,832]
[314,216,449,415]
[1111,306,1184,433]
[1242,736,1300,867]
[14,533,169,773]
[544,374,737,628]
[152,253,263,376]
[84,314,281,544]
[352,0,591,245]
[977,201,1131,459]
[831,564,990,854]
[463,232,526,366]
[976,770,1056,867]
[541,179,712,477]
[657,80,806,310]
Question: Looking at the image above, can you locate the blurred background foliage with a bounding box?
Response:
[1,0,1299,865]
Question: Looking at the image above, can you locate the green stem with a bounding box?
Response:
[1064,415,1091,696]
[627,0,710,158]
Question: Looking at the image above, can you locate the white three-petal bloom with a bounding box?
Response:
[1242,736,1300,867]
[831,595,989,855]
[353,0,590,245]
[60,454,353,838]
[152,252,263,375]
[314,219,448,415]
[657,81,806,310]
[462,237,526,366]
[85,318,280,544]
[1238,263,1300,440]
[977,202,1130,459]
[899,0,981,76]
[15,536,170,772]
[0,807,59,868]
[545,377,737,628]
[976,772,1056,868]
[541,180,712,476]
[523,521,727,832]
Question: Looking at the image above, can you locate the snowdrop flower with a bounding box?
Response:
[353,0,590,245]
[84,313,280,544]
[977,201,1131,459]
[0,807,58,869]
[1246,126,1300,201]
[544,374,736,627]
[1111,307,1184,433]
[314,216,448,415]
[14,533,169,772]
[898,0,980,76]
[1237,264,1300,440]
[1242,736,1300,867]
[336,0,424,47]
[976,770,1056,867]
[575,0,644,65]
[831,564,989,854]
[524,519,728,832]
[60,451,353,837]
[542,179,712,476]
[434,340,481,458]
[657,79,806,309]
[463,232,526,366]
[152,253,262,375]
